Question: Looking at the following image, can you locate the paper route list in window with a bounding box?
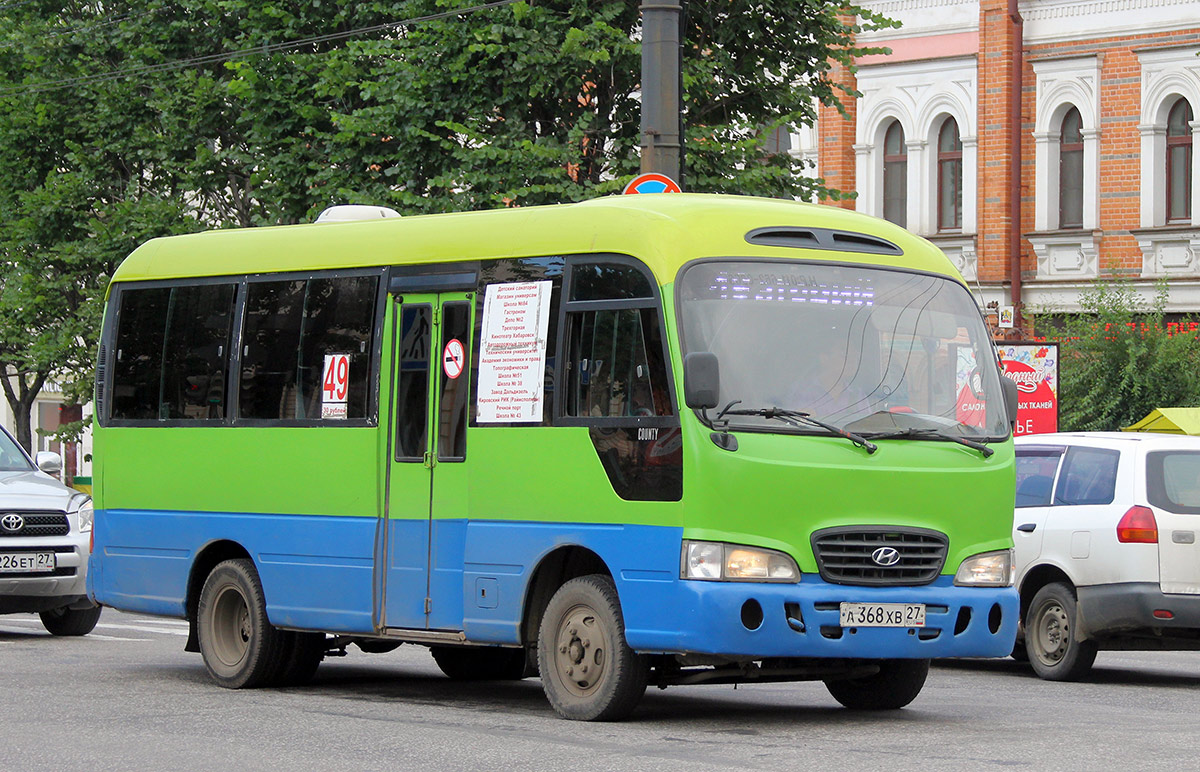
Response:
[476,281,553,422]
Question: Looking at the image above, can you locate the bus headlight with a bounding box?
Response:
[954,549,1012,587]
[682,541,800,582]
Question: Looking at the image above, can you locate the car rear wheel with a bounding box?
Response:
[197,558,286,689]
[1025,582,1097,681]
[825,659,929,710]
[39,604,102,636]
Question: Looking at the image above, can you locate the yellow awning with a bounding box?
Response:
[1123,408,1200,435]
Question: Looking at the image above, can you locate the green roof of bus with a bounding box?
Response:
[112,194,962,285]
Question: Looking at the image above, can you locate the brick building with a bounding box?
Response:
[799,0,1200,333]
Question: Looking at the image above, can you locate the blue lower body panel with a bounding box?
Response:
[458,520,1017,660]
[90,509,377,633]
[91,511,1017,659]
[621,574,1017,659]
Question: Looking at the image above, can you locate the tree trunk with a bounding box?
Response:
[1,366,47,453]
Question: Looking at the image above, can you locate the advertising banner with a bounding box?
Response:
[997,342,1059,436]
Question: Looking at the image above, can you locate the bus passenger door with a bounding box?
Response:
[383,292,473,631]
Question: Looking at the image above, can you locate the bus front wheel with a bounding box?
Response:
[537,574,648,721]
[197,558,286,689]
[824,659,929,710]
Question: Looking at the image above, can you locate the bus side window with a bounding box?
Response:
[240,274,378,421]
[111,287,172,420]
[568,308,668,418]
[110,283,236,422]
[160,284,237,420]
[562,260,672,419]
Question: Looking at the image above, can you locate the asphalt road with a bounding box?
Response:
[2,608,1197,772]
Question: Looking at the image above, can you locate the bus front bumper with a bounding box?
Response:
[622,574,1018,660]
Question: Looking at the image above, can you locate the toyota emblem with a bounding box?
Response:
[871,546,901,567]
[1,513,24,533]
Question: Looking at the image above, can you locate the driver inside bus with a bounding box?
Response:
[786,346,869,420]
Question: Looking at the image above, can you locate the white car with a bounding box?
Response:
[1013,431,1200,680]
[0,424,100,635]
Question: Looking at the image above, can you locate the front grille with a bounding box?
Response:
[0,512,69,538]
[812,526,947,586]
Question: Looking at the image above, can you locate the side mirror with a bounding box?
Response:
[683,352,720,410]
[35,451,63,475]
[999,369,1019,432]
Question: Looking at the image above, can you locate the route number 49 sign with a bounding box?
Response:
[322,354,350,419]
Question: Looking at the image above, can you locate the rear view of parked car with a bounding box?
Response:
[1013,432,1200,680]
[0,424,100,635]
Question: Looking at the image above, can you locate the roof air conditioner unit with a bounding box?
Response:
[315,205,402,223]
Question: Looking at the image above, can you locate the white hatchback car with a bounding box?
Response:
[0,424,100,635]
[1013,432,1200,680]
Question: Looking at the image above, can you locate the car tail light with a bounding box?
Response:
[1117,505,1157,543]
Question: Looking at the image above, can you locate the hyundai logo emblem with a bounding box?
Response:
[1,513,24,533]
[871,546,901,567]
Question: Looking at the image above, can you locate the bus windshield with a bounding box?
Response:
[678,259,1009,439]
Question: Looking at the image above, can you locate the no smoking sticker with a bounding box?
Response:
[443,339,465,379]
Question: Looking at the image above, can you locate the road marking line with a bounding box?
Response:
[96,623,189,637]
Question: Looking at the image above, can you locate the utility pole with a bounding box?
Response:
[639,0,683,187]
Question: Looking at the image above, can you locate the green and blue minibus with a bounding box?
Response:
[89,194,1019,720]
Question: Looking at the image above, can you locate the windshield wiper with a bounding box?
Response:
[864,427,994,458]
[718,406,878,454]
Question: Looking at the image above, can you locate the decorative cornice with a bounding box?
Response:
[860,0,975,14]
[1018,0,1200,23]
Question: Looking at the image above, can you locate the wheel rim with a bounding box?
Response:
[210,583,252,669]
[1031,600,1070,666]
[551,603,608,698]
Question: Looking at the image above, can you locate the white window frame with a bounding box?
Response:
[1032,56,1101,233]
[855,57,978,237]
[1138,46,1200,228]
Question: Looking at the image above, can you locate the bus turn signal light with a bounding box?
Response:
[1117,505,1158,544]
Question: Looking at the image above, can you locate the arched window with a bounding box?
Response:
[883,122,907,227]
[937,119,963,231]
[1059,107,1084,229]
[1167,98,1193,223]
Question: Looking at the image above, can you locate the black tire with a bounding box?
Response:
[537,574,648,721]
[272,631,326,687]
[39,604,102,636]
[1024,582,1097,681]
[196,558,286,689]
[431,646,529,681]
[825,659,930,710]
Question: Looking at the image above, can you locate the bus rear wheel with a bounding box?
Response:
[537,574,647,721]
[197,558,286,689]
[824,659,929,710]
[272,631,326,686]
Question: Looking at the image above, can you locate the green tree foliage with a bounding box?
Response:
[1038,280,1200,432]
[0,0,893,448]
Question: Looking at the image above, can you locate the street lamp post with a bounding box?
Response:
[639,0,683,187]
